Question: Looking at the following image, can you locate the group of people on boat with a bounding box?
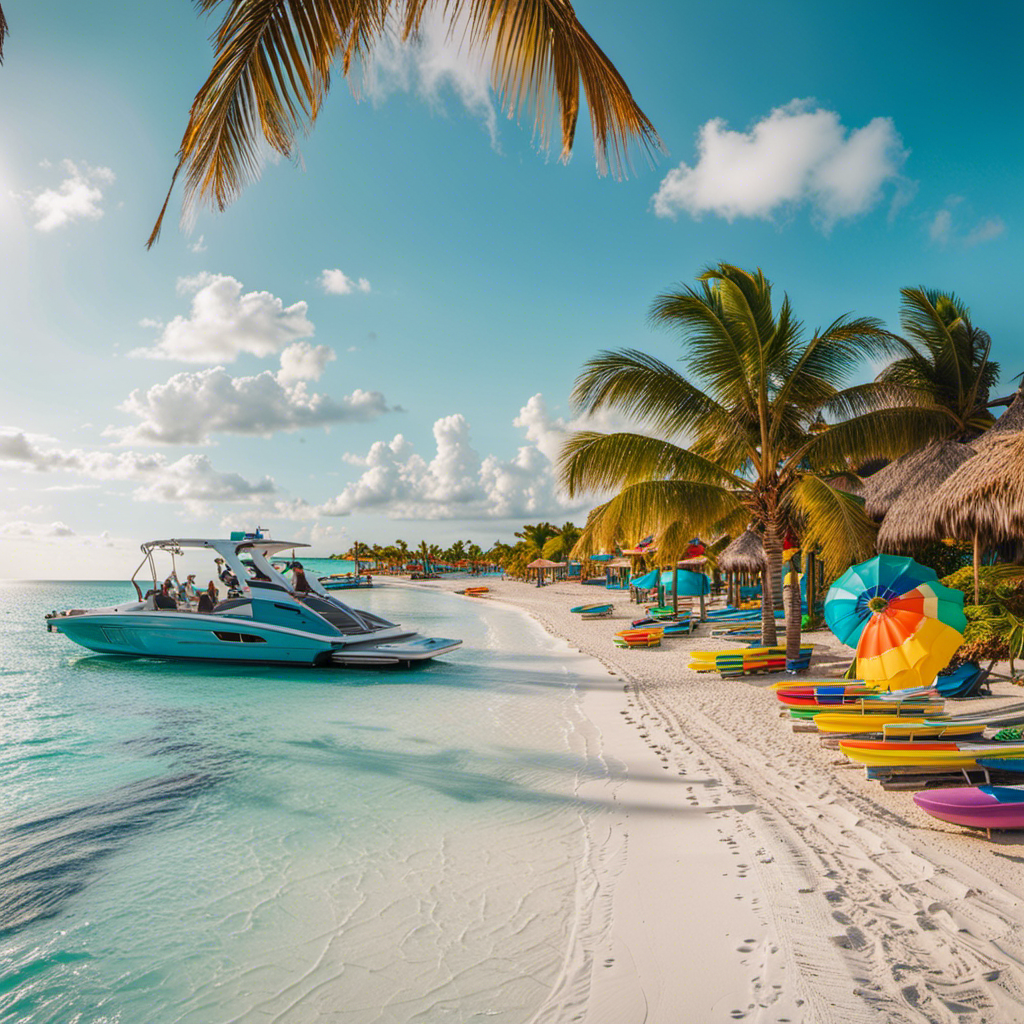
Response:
[148,558,312,613]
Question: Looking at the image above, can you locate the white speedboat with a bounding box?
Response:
[45,537,462,667]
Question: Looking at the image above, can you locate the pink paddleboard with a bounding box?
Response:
[913,786,1024,830]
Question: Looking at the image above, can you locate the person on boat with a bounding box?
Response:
[214,557,240,591]
[197,582,217,613]
[153,581,178,610]
[291,562,311,594]
[182,573,198,602]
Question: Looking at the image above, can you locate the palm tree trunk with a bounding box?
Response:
[784,556,803,664]
[973,531,981,605]
[761,523,782,646]
[806,549,816,622]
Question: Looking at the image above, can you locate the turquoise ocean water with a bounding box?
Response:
[0,579,618,1023]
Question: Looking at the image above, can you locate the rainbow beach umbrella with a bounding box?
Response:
[825,555,966,691]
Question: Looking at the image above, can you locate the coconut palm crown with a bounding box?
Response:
[878,288,999,440]
[559,263,948,652]
[147,0,662,246]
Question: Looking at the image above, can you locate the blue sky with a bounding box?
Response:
[1,0,1020,576]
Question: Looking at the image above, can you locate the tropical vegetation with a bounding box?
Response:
[557,263,954,656]
[878,288,999,441]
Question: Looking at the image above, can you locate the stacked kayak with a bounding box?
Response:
[613,627,663,648]
[774,683,933,708]
[838,739,1024,770]
[689,644,814,678]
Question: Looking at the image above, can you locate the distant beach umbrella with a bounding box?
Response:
[826,554,966,690]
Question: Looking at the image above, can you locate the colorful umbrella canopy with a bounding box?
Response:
[825,555,966,690]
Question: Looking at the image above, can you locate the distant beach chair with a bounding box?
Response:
[936,662,990,699]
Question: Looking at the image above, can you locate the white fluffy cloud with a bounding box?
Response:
[30,159,116,232]
[0,431,279,511]
[276,341,336,384]
[110,349,392,445]
[131,273,314,363]
[319,395,593,520]
[364,7,498,146]
[652,100,908,228]
[0,520,75,538]
[320,269,372,295]
[130,454,276,505]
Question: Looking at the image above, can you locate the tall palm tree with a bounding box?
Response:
[560,264,947,656]
[877,288,999,441]
[146,0,661,246]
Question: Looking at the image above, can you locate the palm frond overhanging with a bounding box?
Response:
[148,0,662,246]
[559,263,948,655]
[0,3,8,64]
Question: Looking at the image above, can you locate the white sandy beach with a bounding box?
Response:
[404,577,1024,1024]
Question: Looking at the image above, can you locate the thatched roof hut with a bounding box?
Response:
[933,432,1024,541]
[974,390,1024,450]
[718,528,765,573]
[859,440,977,520]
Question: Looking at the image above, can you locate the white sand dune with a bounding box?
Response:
[410,577,1024,1024]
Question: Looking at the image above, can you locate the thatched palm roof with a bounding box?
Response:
[859,440,977,520]
[974,390,1024,450]
[932,432,1024,541]
[874,441,977,550]
[717,528,765,573]
[526,558,562,569]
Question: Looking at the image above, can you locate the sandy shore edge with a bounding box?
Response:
[394,576,1024,1024]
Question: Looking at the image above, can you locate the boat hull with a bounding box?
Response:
[914,787,1024,830]
[50,612,336,666]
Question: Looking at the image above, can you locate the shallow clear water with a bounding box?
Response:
[0,581,617,1023]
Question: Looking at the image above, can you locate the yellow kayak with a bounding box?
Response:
[814,710,947,735]
[839,739,1024,769]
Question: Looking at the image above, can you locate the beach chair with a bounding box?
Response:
[935,663,990,699]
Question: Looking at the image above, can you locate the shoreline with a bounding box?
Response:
[399,576,1024,1023]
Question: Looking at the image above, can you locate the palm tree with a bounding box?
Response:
[542,521,581,561]
[146,0,661,246]
[394,538,410,569]
[515,522,560,556]
[877,288,999,440]
[346,540,371,573]
[560,263,948,657]
[417,539,431,575]
[466,543,484,574]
